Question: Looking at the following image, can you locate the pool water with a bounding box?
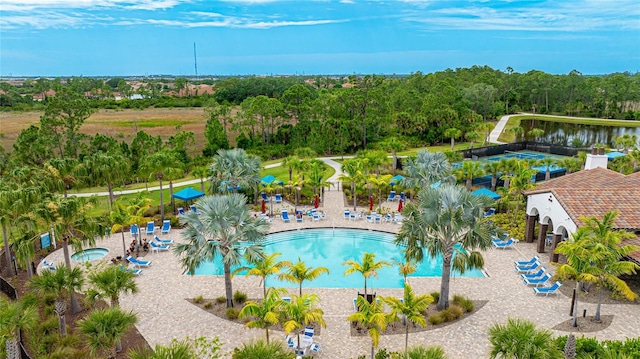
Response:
[190,228,484,288]
[71,248,109,261]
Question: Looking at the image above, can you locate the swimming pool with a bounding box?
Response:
[71,248,109,261]
[189,228,484,288]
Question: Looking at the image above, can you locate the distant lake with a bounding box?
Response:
[521,119,640,147]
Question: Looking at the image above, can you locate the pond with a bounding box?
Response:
[520,119,640,147]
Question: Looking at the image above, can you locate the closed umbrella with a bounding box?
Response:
[398,199,403,212]
[261,199,266,214]
[369,196,374,211]
[314,195,319,209]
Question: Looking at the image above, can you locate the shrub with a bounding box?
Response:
[193,295,204,304]
[233,290,248,303]
[375,348,391,359]
[428,314,443,325]
[203,301,213,309]
[226,307,240,319]
[452,295,474,312]
[216,296,226,304]
[430,291,440,303]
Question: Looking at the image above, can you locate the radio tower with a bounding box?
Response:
[193,42,198,79]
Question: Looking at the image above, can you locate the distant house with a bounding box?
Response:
[33,89,56,101]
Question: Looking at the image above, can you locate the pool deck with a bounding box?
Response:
[41,187,640,358]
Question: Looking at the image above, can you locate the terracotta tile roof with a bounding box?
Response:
[525,167,625,194]
[624,235,640,263]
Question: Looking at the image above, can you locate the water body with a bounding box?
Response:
[520,119,640,147]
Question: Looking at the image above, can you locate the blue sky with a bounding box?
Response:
[1,0,639,77]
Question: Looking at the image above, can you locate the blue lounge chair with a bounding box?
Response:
[515,256,540,267]
[515,261,541,273]
[374,215,381,224]
[309,342,321,355]
[533,281,562,296]
[160,220,171,234]
[484,208,496,217]
[150,241,170,253]
[312,212,320,222]
[144,221,155,235]
[492,238,516,249]
[520,267,546,280]
[126,255,152,268]
[130,224,139,237]
[190,205,198,213]
[523,272,552,286]
[153,235,174,245]
[344,210,350,220]
[400,192,406,201]
[287,336,295,349]
[275,193,282,203]
[261,192,269,202]
[387,191,397,201]
[178,207,185,215]
[281,209,291,223]
[41,258,56,271]
[119,265,142,276]
[304,326,314,338]
[296,211,303,222]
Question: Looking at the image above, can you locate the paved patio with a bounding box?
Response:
[41,176,640,358]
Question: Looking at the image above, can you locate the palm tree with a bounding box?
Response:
[30,265,84,336]
[528,127,545,142]
[402,150,452,190]
[396,184,493,310]
[12,226,38,280]
[555,211,639,324]
[238,287,288,343]
[483,161,502,192]
[504,161,537,224]
[87,265,138,307]
[343,252,391,298]
[175,194,269,308]
[479,122,495,146]
[368,174,393,211]
[232,338,295,359]
[78,307,137,359]
[508,126,524,143]
[281,293,326,352]
[209,148,261,194]
[339,158,367,211]
[279,257,329,296]
[384,284,433,351]
[84,152,130,209]
[488,318,563,359]
[558,157,582,175]
[347,296,394,359]
[306,159,330,198]
[456,161,485,191]
[537,157,556,181]
[191,166,209,193]
[42,157,81,197]
[234,252,291,298]
[392,257,417,284]
[138,149,184,221]
[110,196,149,258]
[378,136,406,173]
[444,128,462,150]
[465,130,481,149]
[0,298,38,359]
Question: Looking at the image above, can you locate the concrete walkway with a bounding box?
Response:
[41,183,640,358]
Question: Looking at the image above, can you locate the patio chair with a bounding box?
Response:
[41,258,56,271]
[261,192,269,202]
[344,210,350,220]
[484,208,496,217]
[349,212,357,221]
[320,212,326,220]
[119,265,142,276]
[312,212,320,222]
[492,238,516,249]
[275,194,282,203]
[533,281,562,296]
[520,267,546,280]
[126,255,152,268]
[374,215,381,224]
[309,342,321,356]
[383,214,392,223]
[304,326,314,338]
[281,209,291,223]
[296,212,303,223]
[178,207,185,215]
[130,224,139,237]
[153,235,174,245]
[399,192,406,201]
[287,336,295,349]
[515,261,541,273]
[523,272,552,286]
[514,256,539,267]
[144,221,155,235]
[190,205,198,213]
[366,214,373,223]
[160,220,171,234]
[387,191,397,202]
[150,241,170,254]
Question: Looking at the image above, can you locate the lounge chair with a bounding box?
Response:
[515,261,541,273]
[400,192,406,201]
[282,297,291,302]
[523,273,552,286]
[304,326,314,338]
[312,212,320,222]
[296,212,303,223]
[349,212,357,221]
[383,214,392,223]
[178,207,185,215]
[520,267,546,280]
[275,194,282,203]
[144,221,155,235]
[119,265,142,276]
[344,210,350,220]
[281,209,291,223]
[514,256,540,267]
[261,192,269,202]
[374,215,381,224]
[160,220,171,234]
[130,224,139,237]
[353,298,358,312]
[492,238,516,249]
[126,255,152,268]
[287,336,295,349]
[309,342,321,356]
[150,241,170,253]
[153,235,174,245]
[387,191,396,201]
[366,214,373,223]
[484,208,496,217]
[190,205,198,213]
[533,281,562,296]
[41,258,56,271]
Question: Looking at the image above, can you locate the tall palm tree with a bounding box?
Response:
[396,184,493,310]
[282,155,302,182]
[234,252,291,298]
[138,149,184,221]
[78,307,137,359]
[30,265,84,336]
[464,130,481,149]
[175,194,269,308]
[279,257,329,296]
[368,174,393,211]
[402,150,452,190]
[347,296,394,359]
[191,166,210,193]
[84,152,129,208]
[537,157,556,181]
[444,128,462,150]
[343,252,391,298]
[503,161,537,224]
[238,287,288,343]
[508,126,524,143]
[456,161,485,191]
[378,136,406,173]
[339,158,367,211]
[384,284,433,351]
[488,318,563,359]
[41,195,105,313]
[281,293,326,351]
[0,297,38,359]
[528,127,545,142]
[483,161,502,192]
[209,148,261,194]
[12,226,38,280]
[42,157,81,197]
[306,159,329,197]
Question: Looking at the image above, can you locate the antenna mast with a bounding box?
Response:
[193,42,198,79]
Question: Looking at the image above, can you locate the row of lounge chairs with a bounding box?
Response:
[285,326,321,356]
[178,205,198,215]
[386,191,406,202]
[491,234,518,249]
[130,220,172,237]
[281,209,326,223]
[261,192,283,203]
[343,210,404,224]
[514,256,562,296]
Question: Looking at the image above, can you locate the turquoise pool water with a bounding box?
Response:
[71,248,109,261]
[190,228,484,288]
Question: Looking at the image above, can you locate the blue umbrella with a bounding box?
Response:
[389,174,405,186]
[471,187,501,200]
[172,187,205,201]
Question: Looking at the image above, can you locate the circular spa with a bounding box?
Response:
[71,248,109,262]
[190,228,485,288]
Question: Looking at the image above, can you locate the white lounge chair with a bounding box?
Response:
[144,221,155,235]
[130,224,139,237]
[150,241,170,253]
[153,235,174,245]
[41,258,56,271]
[533,281,562,296]
[523,273,552,286]
[281,209,291,223]
[126,255,152,268]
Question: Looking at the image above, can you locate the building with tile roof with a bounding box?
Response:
[523,150,640,264]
